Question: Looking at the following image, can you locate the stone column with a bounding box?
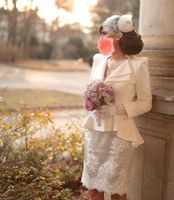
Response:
[139,0,174,91]
[128,1,174,200]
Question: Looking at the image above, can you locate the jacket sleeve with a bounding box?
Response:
[123,57,152,118]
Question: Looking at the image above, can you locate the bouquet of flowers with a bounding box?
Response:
[82,80,115,111]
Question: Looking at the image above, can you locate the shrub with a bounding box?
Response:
[0,107,85,200]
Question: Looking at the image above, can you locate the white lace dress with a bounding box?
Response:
[81,58,136,200]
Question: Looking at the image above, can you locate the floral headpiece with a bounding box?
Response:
[102,14,135,34]
[117,14,135,33]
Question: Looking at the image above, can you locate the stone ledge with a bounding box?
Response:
[152,89,174,101]
[151,88,174,115]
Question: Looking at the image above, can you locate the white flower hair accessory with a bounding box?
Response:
[117,14,135,33]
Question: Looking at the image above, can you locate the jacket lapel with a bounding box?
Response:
[92,55,110,80]
[105,58,133,82]
[92,55,133,82]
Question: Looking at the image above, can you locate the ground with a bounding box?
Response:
[0,60,89,199]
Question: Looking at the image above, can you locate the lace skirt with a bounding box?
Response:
[81,129,135,198]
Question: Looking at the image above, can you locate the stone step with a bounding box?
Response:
[152,88,174,115]
[149,65,174,77]
[141,50,174,65]
[150,76,174,90]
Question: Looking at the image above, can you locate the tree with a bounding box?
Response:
[49,23,87,59]
[90,0,140,36]
[55,0,73,12]
[63,37,89,59]
[50,0,74,58]
[6,0,18,45]
[0,0,49,58]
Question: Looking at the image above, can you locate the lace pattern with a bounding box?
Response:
[81,129,135,196]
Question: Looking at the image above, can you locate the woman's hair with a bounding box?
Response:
[117,30,144,55]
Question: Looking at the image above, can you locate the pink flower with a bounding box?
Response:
[98,87,106,93]
[83,80,115,111]
[106,87,115,96]
[83,99,94,111]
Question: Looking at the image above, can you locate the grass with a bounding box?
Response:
[14,59,90,72]
[0,88,83,110]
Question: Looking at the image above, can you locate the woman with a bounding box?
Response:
[81,14,152,200]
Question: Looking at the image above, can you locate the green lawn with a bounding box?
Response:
[0,89,83,110]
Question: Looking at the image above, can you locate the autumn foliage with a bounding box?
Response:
[0,108,86,200]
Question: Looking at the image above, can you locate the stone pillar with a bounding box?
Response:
[128,1,174,200]
[139,0,174,91]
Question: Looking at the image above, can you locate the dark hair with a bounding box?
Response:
[99,25,103,34]
[117,30,144,55]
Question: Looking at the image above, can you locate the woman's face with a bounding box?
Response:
[100,26,121,41]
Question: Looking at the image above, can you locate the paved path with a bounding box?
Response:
[0,63,90,95]
[0,63,89,126]
[52,108,86,128]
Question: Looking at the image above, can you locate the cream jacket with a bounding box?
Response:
[82,53,152,147]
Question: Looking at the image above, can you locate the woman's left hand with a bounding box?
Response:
[95,104,127,118]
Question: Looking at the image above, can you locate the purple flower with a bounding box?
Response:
[83,99,94,111]
[82,80,116,111]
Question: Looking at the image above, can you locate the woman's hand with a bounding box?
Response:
[94,104,127,119]
[95,105,114,118]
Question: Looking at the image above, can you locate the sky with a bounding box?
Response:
[0,0,98,28]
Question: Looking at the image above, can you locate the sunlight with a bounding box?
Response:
[0,0,98,27]
[0,0,14,10]
[36,0,98,26]
[56,0,98,32]
[34,0,59,23]
[16,0,32,11]
[0,0,5,7]
[72,0,95,27]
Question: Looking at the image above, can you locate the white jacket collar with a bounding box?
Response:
[92,55,133,81]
